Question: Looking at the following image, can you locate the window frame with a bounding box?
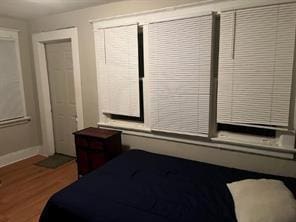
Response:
[95,23,151,132]
[214,5,296,150]
[97,24,151,132]
[216,5,296,129]
[0,27,27,124]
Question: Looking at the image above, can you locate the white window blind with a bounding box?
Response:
[149,15,214,136]
[94,24,140,117]
[217,3,296,128]
[0,33,26,122]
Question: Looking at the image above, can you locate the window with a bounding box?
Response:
[148,14,215,136]
[95,24,142,118]
[217,4,296,129]
[216,3,296,150]
[109,26,144,123]
[0,28,26,123]
[93,2,296,156]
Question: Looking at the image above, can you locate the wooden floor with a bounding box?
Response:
[0,156,77,222]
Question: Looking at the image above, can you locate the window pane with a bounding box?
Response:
[0,39,25,121]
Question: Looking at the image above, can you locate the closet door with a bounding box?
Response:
[217,3,296,128]
[94,24,140,117]
[149,14,214,136]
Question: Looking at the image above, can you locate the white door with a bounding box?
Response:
[45,40,77,157]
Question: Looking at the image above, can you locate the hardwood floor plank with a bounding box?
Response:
[0,155,77,222]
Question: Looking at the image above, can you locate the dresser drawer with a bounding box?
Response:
[75,137,88,147]
[75,137,104,150]
[88,139,103,150]
[88,151,106,169]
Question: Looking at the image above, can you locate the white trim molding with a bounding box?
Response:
[99,124,296,160]
[32,27,84,156]
[0,146,40,168]
[123,130,296,159]
[89,0,294,26]
[0,116,31,129]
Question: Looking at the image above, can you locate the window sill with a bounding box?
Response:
[211,137,295,155]
[98,122,296,159]
[98,121,151,133]
[0,116,31,129]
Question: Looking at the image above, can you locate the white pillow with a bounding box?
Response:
[227,179,296,222]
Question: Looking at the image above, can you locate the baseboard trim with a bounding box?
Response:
[0,146,41,168]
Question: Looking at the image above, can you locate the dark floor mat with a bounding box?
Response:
[35,153,75,169]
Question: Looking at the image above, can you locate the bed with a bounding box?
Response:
[40,149,296,222]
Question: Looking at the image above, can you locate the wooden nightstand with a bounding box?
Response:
[73,127,122,176]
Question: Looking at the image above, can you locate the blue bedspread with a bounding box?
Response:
[40,150,296,222]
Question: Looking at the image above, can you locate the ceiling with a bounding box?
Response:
[0,0,124,20]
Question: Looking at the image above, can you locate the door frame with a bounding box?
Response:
[32,27,84,156]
